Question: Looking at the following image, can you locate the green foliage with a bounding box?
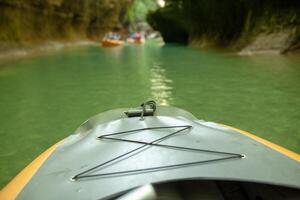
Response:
[126,0,158,24]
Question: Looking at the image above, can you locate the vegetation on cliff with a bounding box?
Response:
[125,0,157,25]
[123,0,158,33]
[148,0,300,53]
[0,0,129,49]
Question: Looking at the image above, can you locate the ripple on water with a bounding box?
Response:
[150,62,173,106]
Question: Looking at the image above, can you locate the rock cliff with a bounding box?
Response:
[148,0,300,54]
[0,0,129,50]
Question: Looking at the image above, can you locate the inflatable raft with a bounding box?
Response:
[101,39,124,47]
[1,101,299,200]
[127,38,145,45]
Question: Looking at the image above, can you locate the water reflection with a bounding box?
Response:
[150,62,173,105]
[103,46,124,60]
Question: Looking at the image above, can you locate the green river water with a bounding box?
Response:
[0,43,299,188]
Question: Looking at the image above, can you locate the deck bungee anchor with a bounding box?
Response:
[124,100,156,119]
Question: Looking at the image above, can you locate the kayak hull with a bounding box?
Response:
[1,106,299,200]
[101,39,124,47]
[127,38,145,45]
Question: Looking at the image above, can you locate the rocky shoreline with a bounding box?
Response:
[0,40,99,64]
[189,29,299,55]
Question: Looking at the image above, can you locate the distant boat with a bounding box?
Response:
[1,101,299,200]
[101,39,124,47]
[127,32,145,45]
[101,32,124,47]
[127,37,145,45]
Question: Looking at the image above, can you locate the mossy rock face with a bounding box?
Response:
[0,0,128,45]
[148,7,188,43]
[147,0,300,52]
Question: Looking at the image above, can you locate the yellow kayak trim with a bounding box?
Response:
[224,125,300,162]
[0,140,63,200]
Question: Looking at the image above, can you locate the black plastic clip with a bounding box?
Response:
[125,101,156,119]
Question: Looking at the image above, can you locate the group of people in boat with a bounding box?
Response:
[102,31,145,47]
[103,32,121,41]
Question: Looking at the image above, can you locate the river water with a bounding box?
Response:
[0,43,299,187]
